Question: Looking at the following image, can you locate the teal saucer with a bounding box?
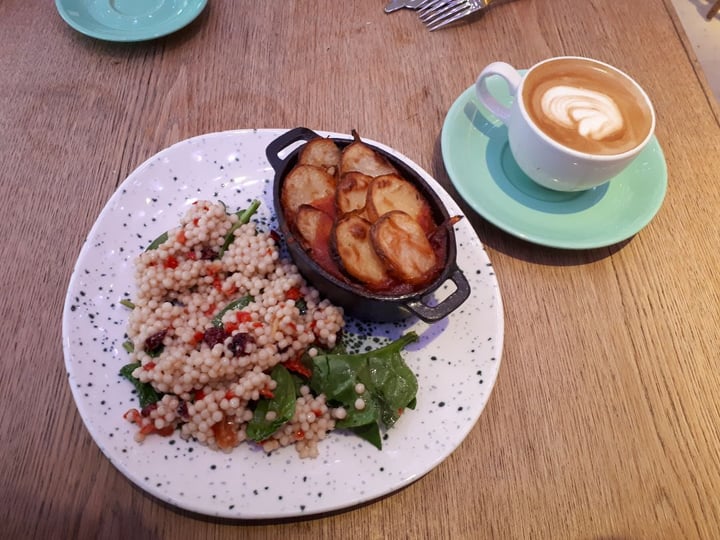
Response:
[55,0,207,42]
[441,82,668,249]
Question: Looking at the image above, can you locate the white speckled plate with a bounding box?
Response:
[62,129,504,519]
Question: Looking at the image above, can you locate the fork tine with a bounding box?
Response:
[421,2,468,24]
[426,6,474,30]
[420,4,455,22]
[419,0,463,16]
[423,0,468,12]
[419,0,467,22]
[423,0,514,31]
[418,0,445,16]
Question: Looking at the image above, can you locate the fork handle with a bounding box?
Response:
[384,0,405,13]
[475,62,523,122]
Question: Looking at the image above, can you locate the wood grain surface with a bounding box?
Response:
[2,0,719,538]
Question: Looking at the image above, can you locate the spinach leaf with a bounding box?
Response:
[364,347,418,428]
[218,200,261,258]
[119,299,136,310]
[211,295,253,328]
[295,298,308,315]
[349,423,382,450]
[145,231,168,251]
[309,332,418,448]
[246,364,296,442]
[297,341,346,376]
[119,362,162,409]
[290,372,307,397]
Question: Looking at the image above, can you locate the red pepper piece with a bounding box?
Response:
[164,255,179,269]
[283,356,312,378]
[236,311,252,323]
[285,287,302,301]
[156,425,175,437]
[191,331,204,345]
[224,321,239,334]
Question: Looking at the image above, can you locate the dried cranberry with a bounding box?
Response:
[144,330,167,355]
[140,403,158,417]
[203,327,228,348]
[177,400,189,419]
[228,332,255,356]
[200,247,217,260]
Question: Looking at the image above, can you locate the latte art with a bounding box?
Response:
[540,85,623,141]
[523,58,654,155]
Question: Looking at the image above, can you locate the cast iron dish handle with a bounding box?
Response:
[404,268,471,323]
[266,127,322,172]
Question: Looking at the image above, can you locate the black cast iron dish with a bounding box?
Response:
[266,127,471,323]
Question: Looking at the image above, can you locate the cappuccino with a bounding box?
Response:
[522,58,653,156]
[475,56,656,190]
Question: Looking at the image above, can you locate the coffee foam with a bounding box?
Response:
[540,85,623,141]
[523,58,653,156]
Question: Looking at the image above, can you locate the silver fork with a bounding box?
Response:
[418,0,515,31]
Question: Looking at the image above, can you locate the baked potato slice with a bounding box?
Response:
[336,172,372,216]
[366,174,435,232]
[294,204,344,280]
[298,138,341,177]
[281,164,336,220]
[339,131,397,178]
[333,214,392,290]
[371,210,439,287]
[295,204,332,251]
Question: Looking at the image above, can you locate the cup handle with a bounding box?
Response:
[475,62,523,123]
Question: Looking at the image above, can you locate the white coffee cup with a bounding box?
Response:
[475,56,656,192]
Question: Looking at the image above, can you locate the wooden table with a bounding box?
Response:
[3,0,719,538]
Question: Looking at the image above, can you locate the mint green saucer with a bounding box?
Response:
[55,0,207,42]
[441,82,667,250]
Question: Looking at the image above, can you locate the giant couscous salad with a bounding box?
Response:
[120,199,418,458]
